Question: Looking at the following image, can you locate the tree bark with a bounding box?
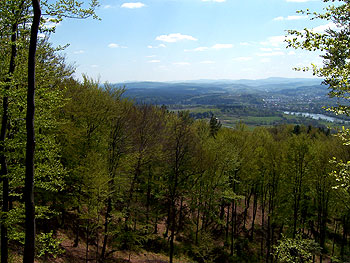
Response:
[23,1,40,262]
[250,190,258,241]
[101,197,112,260]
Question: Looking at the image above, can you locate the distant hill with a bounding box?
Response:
[113,78,327,106]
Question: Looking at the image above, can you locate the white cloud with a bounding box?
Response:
[260,35,292,47]
[200,61,215,64]
[173,62,190,66]
[108,43,120,48]
[274,15,308,21]
[148,44,166,49]
[287,15,308,20]
[108,43,127,48]
[148,60,160,63]
[211,43,233,49]
[288,51,296,55]
[146,55,156,58]
[91,65,99,68]
[74,50,85,54]
[313,22,337,33]
[103,5,112,9]
[121,2,145,8]
[185,44,232,52]
[233,57,253,62]
[156,33,197,43]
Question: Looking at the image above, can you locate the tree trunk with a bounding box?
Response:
[230,202,234,256]
[154,211,158,235]
[225,203,230,244]
[195,202,200,245]
[250,191,258,241]
[146,172,151,229]
[243,190,252,230]
[86,223,89,263]
[178,197,184,233]
[169,197,176,263]
[23,1,40,262]
[331,222,338,263]
[261,190,266,259]
[101,197,112,260]
[340,216,347,260]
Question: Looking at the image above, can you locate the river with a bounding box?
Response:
[284,111,349,124]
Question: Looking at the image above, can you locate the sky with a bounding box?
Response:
[49,0,331,83]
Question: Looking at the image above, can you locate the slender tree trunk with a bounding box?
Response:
[331,222,338,263]
[146,172,151,229]
[219,199,225,221]
[164,203,171,238]
[86,222,89,263]
[340,216,347,260]
[178,197,184,233]
[154,211,158,234]
[195,202,201,245]
[169,160,179,263]
[169,197,176,263]
[96,214,100,263]
[201,201,207,232]
[225,203,230,244]
[233,201,237,237]
[23,1,40,262]
[230,202,234,256]
[243,190,252,230]
[124,157,142,228]
[101,197,112,260]
[73,212,80,247]
[266,207,271,263]
[261,188,266,259]
[250,191,258,241]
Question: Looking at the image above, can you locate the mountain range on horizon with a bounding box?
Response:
[113,77,328,107]
[116,77,323,87]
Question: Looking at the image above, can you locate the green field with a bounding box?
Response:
[169,105,345,130]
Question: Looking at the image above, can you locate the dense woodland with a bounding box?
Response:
[2,0,350,263]
[5,75,350,263]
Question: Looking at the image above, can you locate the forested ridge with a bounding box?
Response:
[2,0,350,262]
[3,74,350,262]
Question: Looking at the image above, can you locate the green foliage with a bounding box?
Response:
[113,226,149,252]
[36,231,64,259]
[287,0,350,217]
[273,234,321,263]
[209,115,222,138]
[189,232,218,263]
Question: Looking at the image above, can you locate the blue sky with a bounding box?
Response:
[49,0,331,82]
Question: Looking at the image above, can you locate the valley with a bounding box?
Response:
[118,77,347,129]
